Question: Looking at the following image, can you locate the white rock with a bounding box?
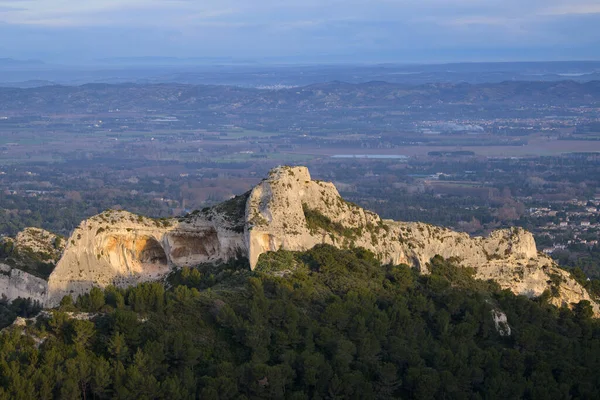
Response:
[492,309,511,336]
[0,165,597,317]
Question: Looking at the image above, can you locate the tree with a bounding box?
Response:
[91,357,111,399]
[89,287,105,312]
[71,320,95,350]
[108,332,129,363]
[59,295,75,312]
[574,300,594,321]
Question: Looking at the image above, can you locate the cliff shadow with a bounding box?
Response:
[138,237,168,265]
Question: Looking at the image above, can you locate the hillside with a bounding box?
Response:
[0,166,599,398]
[0,247,599,399]
[0,166,597,317]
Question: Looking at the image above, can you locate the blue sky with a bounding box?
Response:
[0,0,599,63]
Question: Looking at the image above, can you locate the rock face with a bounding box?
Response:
[0,227,63,304]
[46,209,245,305]
[0,227,65,272]
[491,310,511,337]
[245,167,538,272]
[245,166,404,267]
[245,166,600,315]
[9,228,66,261]
[0,165,598,315]
[245,166,541,273]
[0,263,48,304]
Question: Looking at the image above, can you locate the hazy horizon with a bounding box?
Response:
[3,57,600,68]
[1,0,599,64]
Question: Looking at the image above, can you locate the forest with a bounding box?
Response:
[0,245,598,399]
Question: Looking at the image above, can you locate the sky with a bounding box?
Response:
[0,0,599,63]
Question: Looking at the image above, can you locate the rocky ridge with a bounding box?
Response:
[46,208,245,305]
[0,166,598,315]
[0,228,64,304]
[246,166,599,315]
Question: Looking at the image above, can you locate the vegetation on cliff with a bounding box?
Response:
[0,228,65,279]
[0,240,57,279]
[0,246,599,399]
[190,191,250,233]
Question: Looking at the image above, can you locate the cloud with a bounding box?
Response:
[0,6,24,12]
[439,16,520,27]
[0,0,241,27]
[541,3,600,16]
[0,0,599,62]
[0,0,596,28]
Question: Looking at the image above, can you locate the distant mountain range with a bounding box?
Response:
[95,56,259,66]
[0,60,599,87]
[0,80,57,88]
[0,58,45,67]
[0,80,598,114]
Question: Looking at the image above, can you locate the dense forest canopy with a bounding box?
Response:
[0,245,598,399]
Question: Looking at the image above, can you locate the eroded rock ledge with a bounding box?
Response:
[0,165,598,315]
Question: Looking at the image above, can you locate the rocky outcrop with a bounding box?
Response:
[0,165,598,316]
[492,309,511,336]
[9,228,65,261]
[0,228,63,303]
[245,167,538,271]
[0,227,65,273]
[245,166,404,267]
[46,208,246,305]
[0,263,48,304]
[245,166,600,316]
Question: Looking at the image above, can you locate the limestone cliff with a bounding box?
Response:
[0,263,48,304]
[245,166,403,267]
[245,166,600,315]
[46,208,246,305]
[244,166,539,273]
[0,165,598,316]
[0,227,65,274]
[0,227,63,303]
